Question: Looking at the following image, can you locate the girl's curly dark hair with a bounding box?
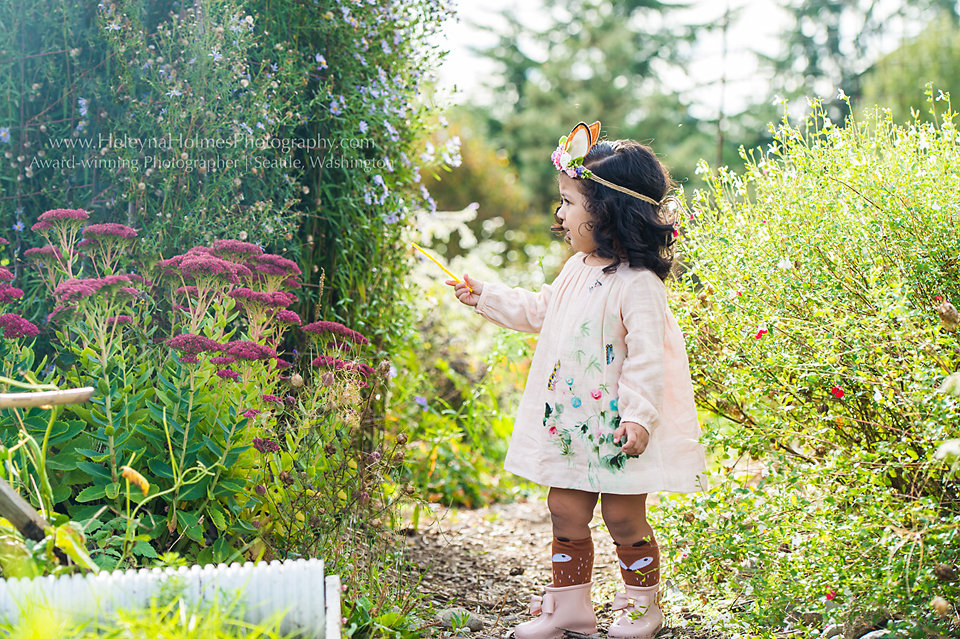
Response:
[552,139,676,280]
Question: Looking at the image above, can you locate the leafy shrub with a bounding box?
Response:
[0,0,453,350]
[658,95,960,635]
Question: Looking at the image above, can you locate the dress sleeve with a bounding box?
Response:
[473,278,557,334]
[617,273,667,435]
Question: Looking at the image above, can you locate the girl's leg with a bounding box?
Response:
[512,488,599,639]
[600,493,659,586]
[546,487,598,586]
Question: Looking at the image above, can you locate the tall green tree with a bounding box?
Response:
[770,0,959,112]
[464,0,762,224]
[859,12,960,122]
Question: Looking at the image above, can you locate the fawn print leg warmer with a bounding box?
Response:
[615,539,660,587]
[552,536,594,587]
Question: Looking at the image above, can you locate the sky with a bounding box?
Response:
[433,0,928,119]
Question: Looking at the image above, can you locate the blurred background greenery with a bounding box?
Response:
[423,0,960,262]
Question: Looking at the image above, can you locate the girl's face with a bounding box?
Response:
[557,174,598,255]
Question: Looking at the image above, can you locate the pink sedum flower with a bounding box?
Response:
[301,320,368,345]
[223,340,276,361]
[82,223,138,240]
[0,313,39,339]
[165,333,223,355]
[38,208,89,223]
[274,309,302,325]
[0,284,24,304]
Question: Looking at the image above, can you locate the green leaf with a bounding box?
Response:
[75,448,111,462]
[211,536,233,563]
[147,459,175,479]
[51,484,72,504]
[132,540,158,558]
[44,420,85,446]
[203,435,223,458]
[178,475,211,501]
[75,485,107,503]
[176,510,204,543]
[212,478,248,497]
[104,482,120,500]
[76,462,113,481]
[207,504,227,531]
[46,454,80,471]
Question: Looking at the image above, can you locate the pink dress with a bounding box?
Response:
[475,253,707,494]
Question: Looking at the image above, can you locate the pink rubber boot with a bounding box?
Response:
[512,582,598,639]
[607,584,663,639]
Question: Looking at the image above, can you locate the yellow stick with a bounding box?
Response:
[411,242,461,283]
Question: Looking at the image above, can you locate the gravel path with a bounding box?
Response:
[403,499,722,639]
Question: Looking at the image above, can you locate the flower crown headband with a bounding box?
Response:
[550,121,665,207]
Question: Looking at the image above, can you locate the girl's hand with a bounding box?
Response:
[614,421,650,456]
[446,273,484,307]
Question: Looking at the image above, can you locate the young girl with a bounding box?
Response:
[446,122,706,639]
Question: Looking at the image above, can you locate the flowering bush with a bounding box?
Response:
[0,213,385,569]
[1,0,454,354]
[659,96,960,635]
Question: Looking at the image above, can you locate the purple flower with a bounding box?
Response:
[343,361,376,378]
[210,356,237,365]
[312,355,346,370]
[228,288,297,308]
[165,333,223,355]
[30,221,53,232]
[82,223,137,240]
[53,280,97,303]
[223,340,276,361]
[274,309,301,325]
[23,246,62,262]
[178,255,250,284]
[211,239,264,260]
[0,314,39,339]
[242,408,261,419]
[413,395,428,411]
[284,395,296,406]
[301,321,369,345]
[0,284,24,304]
[0,267,13,282]
[47,304,74,322]
[253,437,280,453]
[216,368,241,380]
[106,315,134,326]
[252,254,302,277]
[37,208,89,223]
[275,359,292,370]
[179,355,199,364]
[261,394,283,404]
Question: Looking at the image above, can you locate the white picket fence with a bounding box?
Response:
[0,558,341,637]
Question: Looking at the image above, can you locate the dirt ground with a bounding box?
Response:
[403,499,723,639]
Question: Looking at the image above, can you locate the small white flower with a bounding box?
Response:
[837,88,847,100]
[106,22,121,31]
[777,257,792,270]
[873,388,882,402]
[208,49,223,62]
[559,152,571,167]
